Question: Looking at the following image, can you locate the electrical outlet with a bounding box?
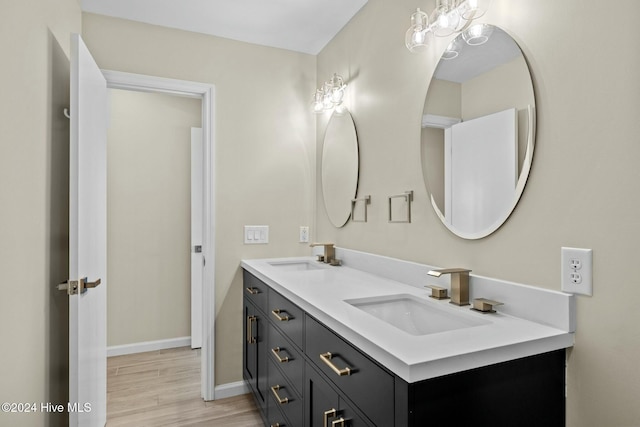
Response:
[561,247,592,296]
[299,226,309,243]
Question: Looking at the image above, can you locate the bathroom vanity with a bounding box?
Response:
[242,249,574,427]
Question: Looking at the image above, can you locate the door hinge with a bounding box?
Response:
[57,277,102,295]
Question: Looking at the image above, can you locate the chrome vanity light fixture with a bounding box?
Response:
[405,0,492,53]
[312,73,347,114]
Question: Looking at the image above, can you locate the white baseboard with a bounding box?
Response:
[213,381,250,400]
[107,336,192,357]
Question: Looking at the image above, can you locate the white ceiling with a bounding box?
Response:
[81,0,368,55]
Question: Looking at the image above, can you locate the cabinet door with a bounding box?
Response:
[243,297,268,415]
[306,365,371,427]
[307,365,339,427]
[334,398,371,427]
[243,298,257,389]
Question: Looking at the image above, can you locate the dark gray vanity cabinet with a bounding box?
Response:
[396,349,566,427]
[242,270,566,427]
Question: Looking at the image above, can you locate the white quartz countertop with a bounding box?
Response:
[241,254,574,383]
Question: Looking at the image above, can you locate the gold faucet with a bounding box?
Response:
[309,243,335,264]
[427,268,471,306]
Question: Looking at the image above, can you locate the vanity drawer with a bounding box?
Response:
[243,270,269,313]
[268,359,303,427]
[305,315,394,427]
[266,401,289,427]
[269,290,304,349]
[268,323,304,397]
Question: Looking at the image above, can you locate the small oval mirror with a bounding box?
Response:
[322,111,359,227]
[421,25,536,239]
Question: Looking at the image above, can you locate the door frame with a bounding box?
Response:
[103,70,216,400]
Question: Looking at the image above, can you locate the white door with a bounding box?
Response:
[67,33,108,426]
[191,127,203,349]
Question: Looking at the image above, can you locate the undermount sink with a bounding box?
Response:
[268,260,325,271]
[345,294,491,336]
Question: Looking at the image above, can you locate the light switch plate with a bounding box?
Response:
[244,225,269,244]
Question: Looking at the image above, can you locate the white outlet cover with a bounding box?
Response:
[299,226,309,243]
[561,247,593,296]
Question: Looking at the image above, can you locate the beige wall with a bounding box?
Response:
[107,89,201,346]
[316,0,640,426]
[462,56,533,120]
[0,1,81,426]
[424,78,461,117]
[82,13,317,385]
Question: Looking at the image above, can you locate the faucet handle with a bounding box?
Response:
[425,285,449,300]
[472,298,503,313]
[427,268,471,277]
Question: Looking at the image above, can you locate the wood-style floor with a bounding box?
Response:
[107,346,263,426]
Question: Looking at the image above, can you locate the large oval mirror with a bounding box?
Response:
[421,24,536,239]
[322,111,359,227]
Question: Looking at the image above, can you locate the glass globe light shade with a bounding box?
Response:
[312,89,324,113]
[334,102,348,115]
[462,23,494,45]
[405,8,431,53]
[330,74,346,103]
[442,39,462,60]
[430,0,460,37]
[459,0,492,20]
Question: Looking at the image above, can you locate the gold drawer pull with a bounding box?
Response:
[270,385,289,405]
[271,347,290,363]
[246,287,259,295]
[246,316,256,344]
[271,309,290,321]
[331,418,346,427]
[319,352,352,376]
[323,408,337,427]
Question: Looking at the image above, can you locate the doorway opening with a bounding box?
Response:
[103,70,216,401]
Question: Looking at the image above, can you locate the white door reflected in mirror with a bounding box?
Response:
[445,108,517,234]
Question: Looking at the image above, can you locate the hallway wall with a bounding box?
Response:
[107,89,201,347]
